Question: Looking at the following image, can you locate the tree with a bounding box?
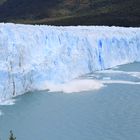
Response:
[89,0,94,8]
[9,131,16,140]
[75,0,80,8]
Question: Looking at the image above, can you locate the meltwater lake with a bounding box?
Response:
[0,62,140,140]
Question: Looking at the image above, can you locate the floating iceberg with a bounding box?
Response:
[0,23,140,100]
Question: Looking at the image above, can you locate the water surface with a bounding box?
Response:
[0,62,140,140]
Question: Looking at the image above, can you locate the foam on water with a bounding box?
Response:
[35,79,104,93]
[97,70,140,78]
[0,98,16,105]
[34,69,140,93]
[102,77,111,80]
[102,80,140,85]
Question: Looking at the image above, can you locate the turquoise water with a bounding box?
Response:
[0,63,140,140]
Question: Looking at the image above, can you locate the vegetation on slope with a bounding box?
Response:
[9,131,16,140]
[0,0,140,26]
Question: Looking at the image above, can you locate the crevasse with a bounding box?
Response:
[0,23,140,100]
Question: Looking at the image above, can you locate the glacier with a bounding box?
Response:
[0,23,140,101]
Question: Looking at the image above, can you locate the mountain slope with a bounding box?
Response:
[0,0,140,26]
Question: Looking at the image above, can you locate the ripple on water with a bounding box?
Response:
[0,110,3,116]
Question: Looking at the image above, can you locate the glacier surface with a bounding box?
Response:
[0,23,140,100]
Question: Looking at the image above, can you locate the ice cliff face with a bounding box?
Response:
[0,23,140,100]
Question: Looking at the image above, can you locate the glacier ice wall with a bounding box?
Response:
[0,23,140,100]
